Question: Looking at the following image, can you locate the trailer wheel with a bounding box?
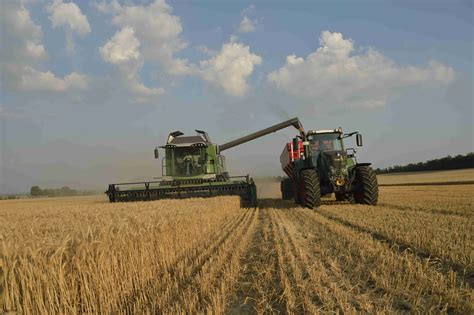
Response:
[352,166,378,205]
[298,169,321,209]
[281,178,294,200]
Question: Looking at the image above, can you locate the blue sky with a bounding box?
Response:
[0,0,473,193]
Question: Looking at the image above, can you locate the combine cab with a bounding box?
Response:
[106,118,305,207]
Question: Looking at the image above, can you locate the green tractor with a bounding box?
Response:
[280,128,378,208]
[106,118,305,207]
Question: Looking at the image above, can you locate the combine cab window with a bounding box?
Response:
[309,134,343,151]
[172,147,204,176]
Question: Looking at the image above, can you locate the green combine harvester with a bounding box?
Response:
[106,118,305,207]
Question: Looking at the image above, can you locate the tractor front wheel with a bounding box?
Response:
[298,169,321,209]
[352,166,378,205]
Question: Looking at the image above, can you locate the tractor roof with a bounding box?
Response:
[307,127,343,135]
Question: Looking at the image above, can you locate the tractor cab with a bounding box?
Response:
[307,129,344,152]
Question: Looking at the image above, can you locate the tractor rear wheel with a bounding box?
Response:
[352,166,378,205]
[298,169,321,209]
[281,178,294,200]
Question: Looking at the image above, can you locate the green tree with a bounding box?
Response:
[30,186,42,196]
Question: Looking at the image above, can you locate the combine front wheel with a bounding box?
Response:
[298,169,321,209]
[242,183,258,208]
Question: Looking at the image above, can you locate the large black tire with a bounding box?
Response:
[297,169,321,209]
[352,166,378,205]
[242,183,258,208]
[281,178,294,200]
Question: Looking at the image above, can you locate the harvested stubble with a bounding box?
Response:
[377,169,474,185]
[2,181,474,314]
[320,204,474,277]
[378,185,474,217]
[1,196,254,314]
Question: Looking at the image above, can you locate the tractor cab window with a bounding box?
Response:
[309,133,343,152]
[172,147,204,176]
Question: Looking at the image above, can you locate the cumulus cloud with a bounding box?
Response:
[1,2,46,64]
[238,16,256,33]
[96,0,193,75]
[95,0,261,97]
[100,27,141,69]
[100,27,163,99]
[200,41,262,96]
[268,31,456,108]
[19,68,88,92]
[238,5,258,33]
[48,0,91,52]
[0,2,88,93]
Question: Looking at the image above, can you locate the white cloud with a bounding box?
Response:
[48,0,91,52]
[100,27,141,69]
[268,31,456,108]
[48,0,91,35]
[200,41,262,96]
[96,1,262,97]
[196,45,216,56]
[19,67,88,92]
[238,16,256,33]
[0,2,88,93]
[0,2,46,64]
[97,0,192,75]
[238,5,258,33]
[100,27,163,99]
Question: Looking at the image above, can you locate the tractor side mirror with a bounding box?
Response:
[356,134,363,146]
[154,147,159,159]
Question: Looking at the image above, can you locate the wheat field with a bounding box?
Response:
[1,173,473,313]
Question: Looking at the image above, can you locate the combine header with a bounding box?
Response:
[106,118,305,207]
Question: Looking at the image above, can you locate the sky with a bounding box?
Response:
[0,0,473,194]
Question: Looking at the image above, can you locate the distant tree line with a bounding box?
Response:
[29,186,97,197]
[30,186,78,197]
[0,195,21,200]
[375,153,474,174]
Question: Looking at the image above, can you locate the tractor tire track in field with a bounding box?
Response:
[377,202,472,218]
[295,207,473,314]
[117,207,254,313]
[2,193,473,313]
[228,207,286,314]
[227,199,473,314]
[318,209,474,289]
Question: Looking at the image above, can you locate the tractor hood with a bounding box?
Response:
[314,150,349,182]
